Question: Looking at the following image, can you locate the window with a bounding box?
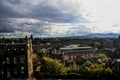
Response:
[20,56,25,64]
[2,61,5,65]
[21,66,24,70]
[14,68,17,74]
[8,49,10,51]
[7,68,11,78]
[14,48,16,51]
[1,71,4,75]
[6,57,10,64]
[21,48,24,51]
[21,66,25,74]
[13,57,17,64]
[0,49,4,54]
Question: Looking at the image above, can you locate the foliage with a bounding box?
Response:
[32,53,39,65]
[35,66,41,72]
[79,60,92,74]
[79,61,113,75]
[88,41,101,48]
[102,67,113,74]
[96,53,108,59]
[76,57,87,65]
[40,57,68,75]
[38,48,47,57]
[32,53,41,74]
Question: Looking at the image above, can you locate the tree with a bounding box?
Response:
[102,67,113,75]
[32,53,41,73]
[89,41,101,49]
[79,61,113,75]
[96,53,109,59]
[35,66,41,72]
[40,57,68,75]
[32,53,40,66]
[38,48,48,57]
[79,60,92,74]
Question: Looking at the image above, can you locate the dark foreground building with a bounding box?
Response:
[0,39,33,79]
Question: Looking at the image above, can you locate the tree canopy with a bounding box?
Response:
[40,57,68,75]
[79,60,113,75]
[88,41,101,48]
[37,48,48,57]
[96,53,109,59]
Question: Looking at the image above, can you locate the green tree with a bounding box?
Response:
[40,57,68,75]
[89,41,101,49]
[32,53,41,73]
[35,66,41,72]
[79,61,113,75]
[32,54,40,66]
[102,67,113,75]
[96,53,109,59]
[79,60,92,74]
[38,48,48,57]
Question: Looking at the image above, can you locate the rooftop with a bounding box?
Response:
[60,45,92,50]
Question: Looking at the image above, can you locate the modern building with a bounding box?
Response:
[0,39,33,79]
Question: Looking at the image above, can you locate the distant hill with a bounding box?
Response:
[86,33,120,38]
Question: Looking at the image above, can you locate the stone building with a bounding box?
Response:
[0,39,33,79]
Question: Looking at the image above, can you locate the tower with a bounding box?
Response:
[27,39,33,78]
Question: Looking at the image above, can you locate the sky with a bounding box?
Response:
[0,0,120,38]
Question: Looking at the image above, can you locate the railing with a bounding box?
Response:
[35,74,120,80]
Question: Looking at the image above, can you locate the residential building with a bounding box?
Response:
[0,39,33,79]
[60,45,95,62]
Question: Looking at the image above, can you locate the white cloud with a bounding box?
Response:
[1,0,120,37]
[81,0,120,33]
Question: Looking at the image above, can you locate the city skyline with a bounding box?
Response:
[0,0,120,38]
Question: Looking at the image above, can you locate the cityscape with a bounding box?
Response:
[0,0,120,80]
[0,35,120,79]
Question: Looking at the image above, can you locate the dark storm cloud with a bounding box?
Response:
[0,2,16,18]
[29,4,86,23]
[0,0,85,21]
[0,0,88,37]
[0,1,20,33]
[0,18,15,33]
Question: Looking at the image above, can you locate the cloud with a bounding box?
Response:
[66,25,92,36]
[1,0,85,22]
[0,0,88,37]
[1,0,120,37]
